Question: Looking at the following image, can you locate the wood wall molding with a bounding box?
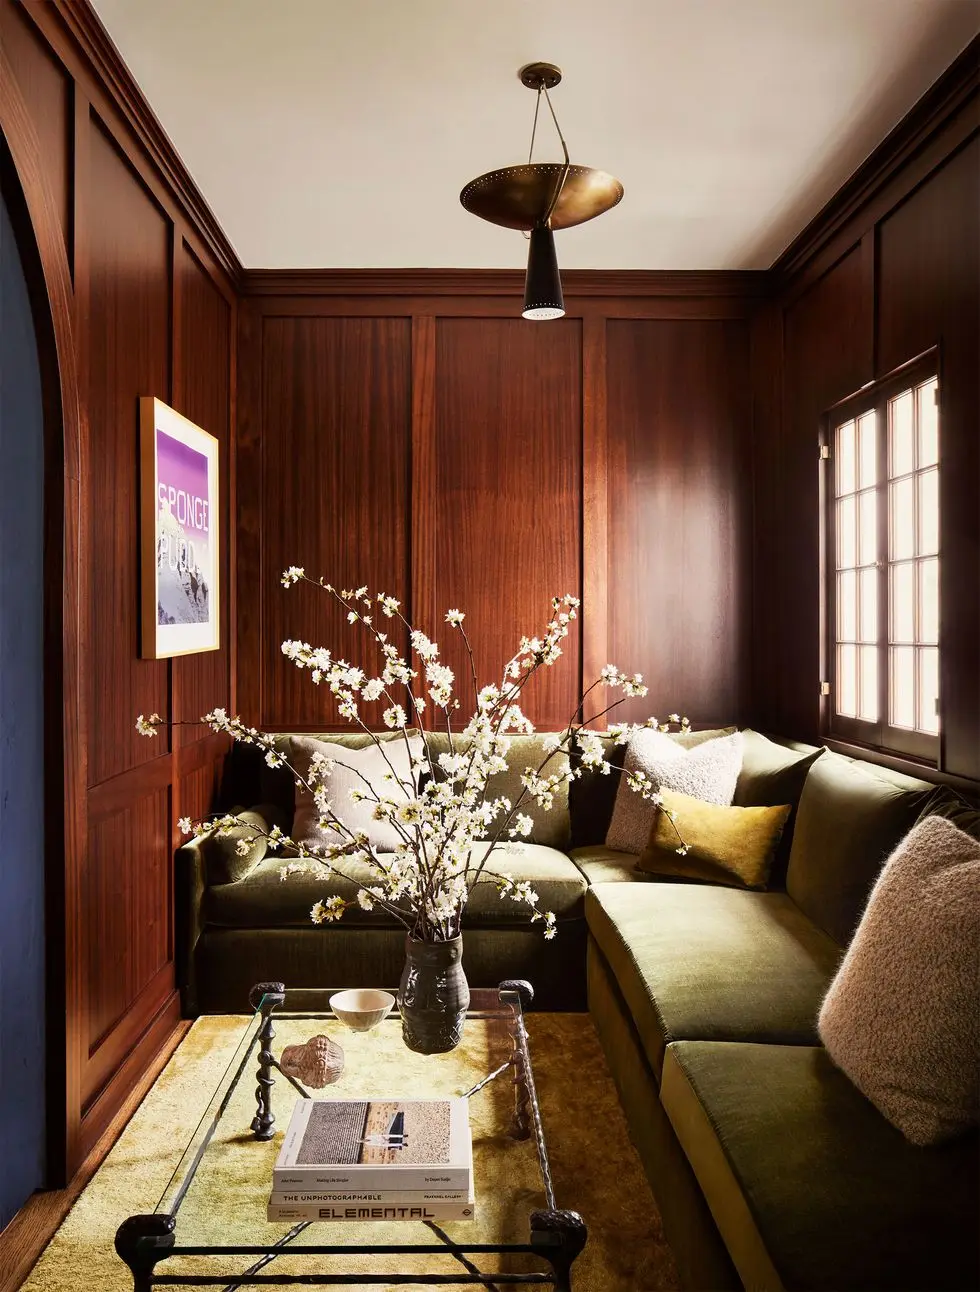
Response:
[242,267,773,299]
[237,293,757,735]
[20,0,242,289]
[2,0,238,1179]
[773,34,979,281]
[754,71,979,786]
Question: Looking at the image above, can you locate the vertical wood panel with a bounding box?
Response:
[748,300,784,734]
[172,240,232,741]
[581,317,609,705]
[877,142,980,780]
[235,300,262,725]
[86,118,171,784]
[433,319,583,731]
[410,314,437,698]
[260,317,412,727]
[773,246,871,740]
[1,4,73,268]
[84,790,170,1077]
[605,319,750,728]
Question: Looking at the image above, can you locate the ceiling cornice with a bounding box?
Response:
[43,0,244,288]
[241,268,773,298]
[773,33,979,280]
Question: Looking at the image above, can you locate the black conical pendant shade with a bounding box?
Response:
[523,227,565,320]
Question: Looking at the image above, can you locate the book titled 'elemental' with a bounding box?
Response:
[273,1098,472,1193]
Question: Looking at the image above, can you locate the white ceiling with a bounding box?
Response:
[91,0,979,271]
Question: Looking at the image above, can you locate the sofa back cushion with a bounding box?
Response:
[424,732,571,850]
[786,750,935,946]
[733,731,824,886]
[917,787,980,841]
[568,727,737,849]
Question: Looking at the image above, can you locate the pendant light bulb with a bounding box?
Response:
[523,227,565,321]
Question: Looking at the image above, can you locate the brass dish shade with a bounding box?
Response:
[460,163,624,232]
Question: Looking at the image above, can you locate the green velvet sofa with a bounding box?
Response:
[580,736,979,1291]
[176,728,980,1290]
[177,730,597,1014]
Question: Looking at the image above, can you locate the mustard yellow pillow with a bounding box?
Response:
[639,788,792,890]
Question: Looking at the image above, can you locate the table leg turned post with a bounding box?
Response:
[114,1214,176,1292]
[530,1208,587,1292]
[249,981,285,1140]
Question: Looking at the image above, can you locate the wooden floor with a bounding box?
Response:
[0,1021,192,1292]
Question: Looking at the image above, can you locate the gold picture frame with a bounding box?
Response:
[140,397,220,658]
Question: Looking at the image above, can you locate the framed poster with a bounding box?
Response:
[140,397,220,658]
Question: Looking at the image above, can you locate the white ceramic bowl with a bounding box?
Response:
[328,988,396,1032]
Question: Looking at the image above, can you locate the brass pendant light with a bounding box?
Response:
[460,62,624,320]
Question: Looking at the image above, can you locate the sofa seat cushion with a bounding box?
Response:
[585,883,840,1081]
[569,845,642,884]
[204,842,587,930]
[661,1041,979,1291]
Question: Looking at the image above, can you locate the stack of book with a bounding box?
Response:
[268,1096,475,1221]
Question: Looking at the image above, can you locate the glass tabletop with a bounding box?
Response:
[145,983,567,1285]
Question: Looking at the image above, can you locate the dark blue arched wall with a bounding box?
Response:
[0,183,46,1228]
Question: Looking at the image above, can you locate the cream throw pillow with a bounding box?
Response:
[605,729,743,855]
[818,815,980,1145]
[290,734,423,854]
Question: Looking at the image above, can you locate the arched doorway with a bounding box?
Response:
[0,155,46,1227]
[1,51,83,1190]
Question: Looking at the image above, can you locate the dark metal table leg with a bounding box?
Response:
[499,979,534,1140]
[530,1208,588,1292]
[249,980,285,1140]
[114,1214,176,1292]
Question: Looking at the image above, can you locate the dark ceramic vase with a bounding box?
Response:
[397,935,470,1054]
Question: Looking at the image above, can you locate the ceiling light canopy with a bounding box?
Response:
[460,62,624,320]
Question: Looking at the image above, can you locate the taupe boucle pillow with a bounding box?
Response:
[818,815,980,1145]
[605,729,743,855]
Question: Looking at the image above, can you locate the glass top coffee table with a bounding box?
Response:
[114,980,587,1290]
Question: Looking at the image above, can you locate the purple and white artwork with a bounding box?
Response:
[156,430,211,627]
[141,398,220,657]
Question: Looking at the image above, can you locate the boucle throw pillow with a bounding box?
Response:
[290,733,423,854]
[818,815,980,1145]
[568,726,737,849]
[605,730,743,855]
[638,789,791,890]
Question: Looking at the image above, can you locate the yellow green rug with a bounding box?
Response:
[21,1013,678,1291]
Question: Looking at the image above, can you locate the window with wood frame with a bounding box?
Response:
[823,356,940,763]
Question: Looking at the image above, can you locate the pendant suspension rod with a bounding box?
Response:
[541,84,570,167]
[527,87,543,164]
[540,83,570,227]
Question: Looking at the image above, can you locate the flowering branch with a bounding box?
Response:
[138,572,689,942]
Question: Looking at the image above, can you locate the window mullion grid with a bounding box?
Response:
[876,395,888,747]
[912,408,921,737]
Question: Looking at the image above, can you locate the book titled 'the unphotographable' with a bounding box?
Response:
[273,1098,472,1192]
[266,1190,476,1223]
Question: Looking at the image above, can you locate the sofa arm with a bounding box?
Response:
[175,836,208,1016]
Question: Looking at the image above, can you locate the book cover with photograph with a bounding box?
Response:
[274,1098,471,1191]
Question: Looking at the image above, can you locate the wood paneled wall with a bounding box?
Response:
[751,41,979,784]
[1,0,237,1173]
[4,0,976,1193]
[236,280,760,738]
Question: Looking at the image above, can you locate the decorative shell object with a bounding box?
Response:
[280,1033,344,1088]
